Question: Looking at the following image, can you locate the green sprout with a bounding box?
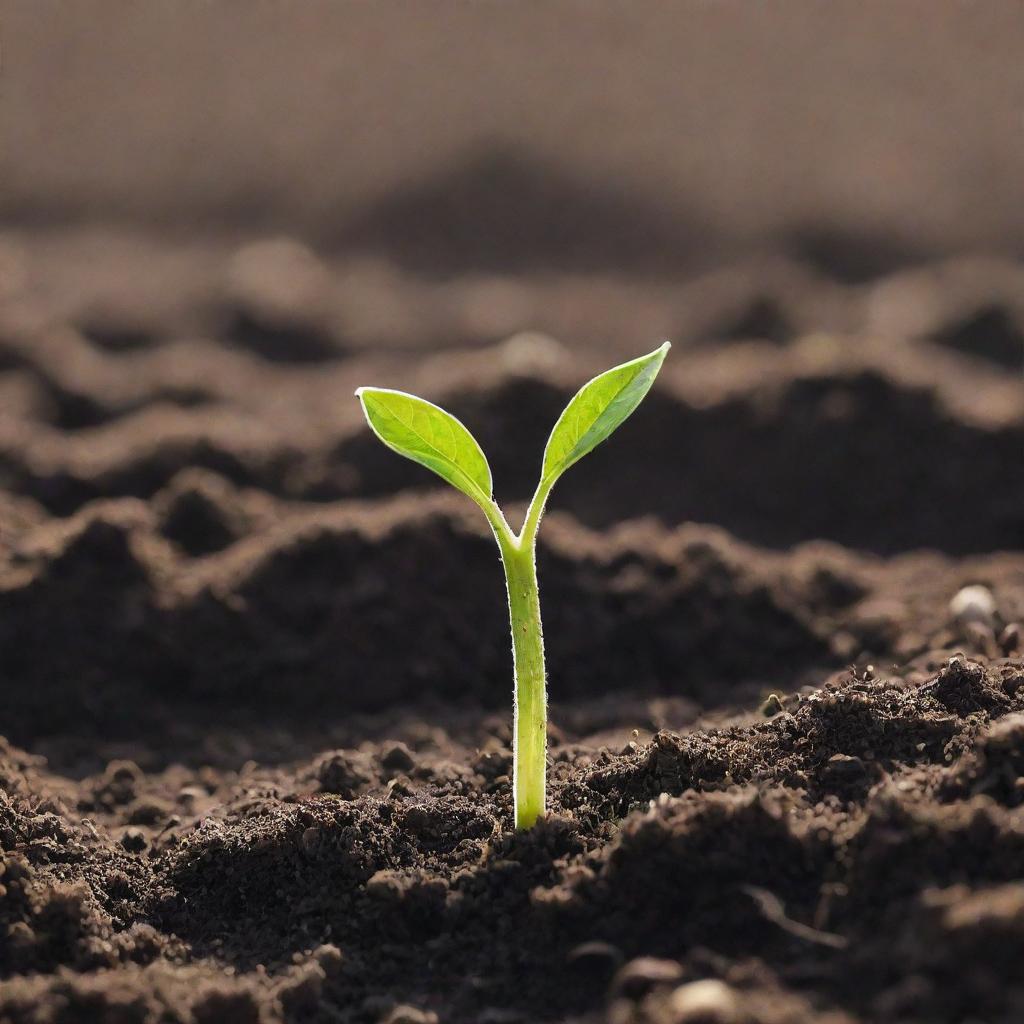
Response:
[355,342,670,828]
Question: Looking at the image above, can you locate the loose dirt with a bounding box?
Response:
[2,230,1024,1023]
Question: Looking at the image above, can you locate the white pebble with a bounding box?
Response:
[949,584,996,627]
[668,979,740,1022]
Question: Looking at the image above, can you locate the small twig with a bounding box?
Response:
[741,885,848,949]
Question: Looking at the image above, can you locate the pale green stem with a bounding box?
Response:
[481,479,554,829]
[498,532,546,828]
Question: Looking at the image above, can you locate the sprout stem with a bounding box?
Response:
[497,526,547,829]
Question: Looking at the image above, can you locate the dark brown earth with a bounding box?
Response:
[2,229,1024,1023]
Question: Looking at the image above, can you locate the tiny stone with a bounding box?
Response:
[668,979,741,1023]
[949,585,996,627]
[999,623,1021,655]
[824,753,866,778]
[611,957,685,999]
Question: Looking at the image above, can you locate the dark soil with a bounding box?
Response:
[2,229,1024,1023]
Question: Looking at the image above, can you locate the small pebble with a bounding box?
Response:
[611,956,685,999]
[824,753,866,779]
[949,585,996,628]
[668,978,741,1023]
[999,622,1021,655]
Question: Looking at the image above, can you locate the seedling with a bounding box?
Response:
[355,342,670,828]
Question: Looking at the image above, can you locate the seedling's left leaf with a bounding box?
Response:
[355,387,493,508]
[541,341,670,483]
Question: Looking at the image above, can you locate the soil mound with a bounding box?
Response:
[1,232,1023,1022]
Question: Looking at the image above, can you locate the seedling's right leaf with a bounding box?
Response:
[541,341,670,483]
[356,387,493,508]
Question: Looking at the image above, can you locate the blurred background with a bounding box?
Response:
[2,0,1024,573]
[3,1,1024,269]
[1,1,1023,542]
[1,0,1023,573]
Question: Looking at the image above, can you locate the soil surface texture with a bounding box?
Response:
[2,230,1024,1023]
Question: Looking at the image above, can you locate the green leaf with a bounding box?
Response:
[541,341,670,482]
[355,387,493,508]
